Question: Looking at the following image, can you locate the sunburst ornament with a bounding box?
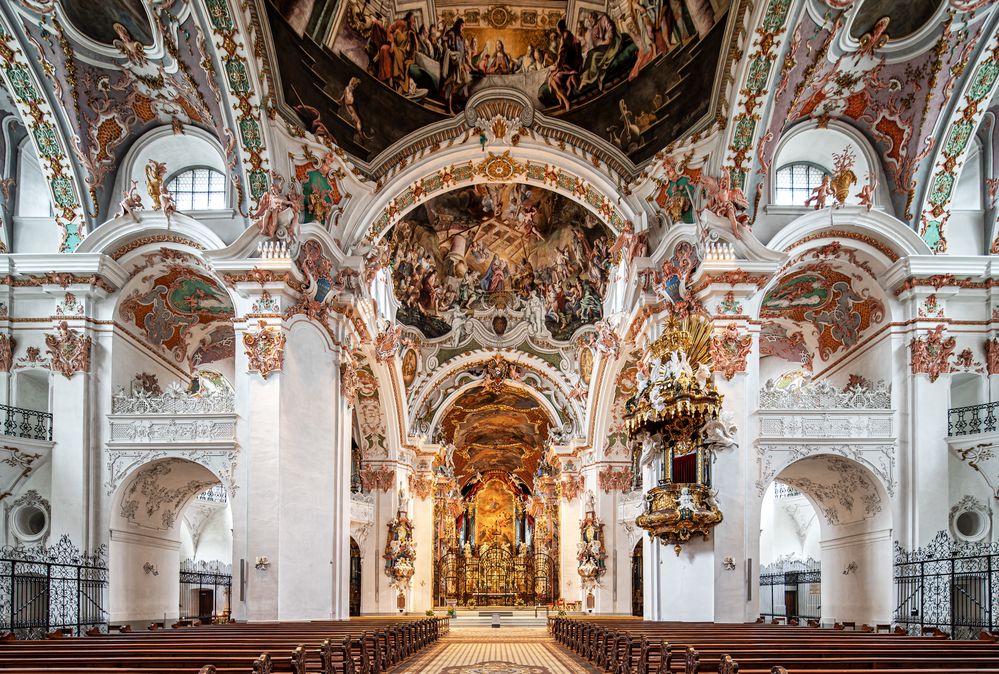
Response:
[476,151,525,181]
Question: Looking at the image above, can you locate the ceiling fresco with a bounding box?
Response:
[759,262,886,368]
[59,0,155,46]
[848,0,943,42]
[387,183,613,341]
[439,384,551,488]
[119,254,235,370]
[266,0,731,162]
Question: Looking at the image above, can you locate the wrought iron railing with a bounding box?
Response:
[947,402,999,436]
[0,403,53,441]
[894,532,998,639]
[0,536,107,638]
[179,559,232,623]
[759,558,821,621]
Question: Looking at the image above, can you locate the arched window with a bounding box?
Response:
[166,168,227,210]
[773,163,830,206]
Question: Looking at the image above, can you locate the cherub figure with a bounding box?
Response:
[857,173,877,211]
[251,172,298,239]
[159,182,177,228]
[116,179,144,223]
[805,174,833,210]
[145,160,168,210]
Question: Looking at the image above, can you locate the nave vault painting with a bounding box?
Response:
[267,0,731,161]
[387,184,613,341]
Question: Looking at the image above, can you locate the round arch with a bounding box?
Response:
[109,457,226,624]
[760,453,894,626]
[768,119,891,212]
[409,349,581,439]
[340,149,643,251]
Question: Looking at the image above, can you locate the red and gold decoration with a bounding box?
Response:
[384,507,416,590]
[577,509,606,590]
[45,321,92,379]
[625,312,724,555]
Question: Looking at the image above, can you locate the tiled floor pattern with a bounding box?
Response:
[391,626,599,673]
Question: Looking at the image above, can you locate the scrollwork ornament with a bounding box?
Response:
[44,321,91,379]
[243,321,286,379]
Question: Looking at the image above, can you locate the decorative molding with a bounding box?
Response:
[778,457,884,526]
[759,379,891,410]
[111,383,235,415]
[359,466,395,492]
[597,465,633,493]
[44,321,91,379]
[243,321,285,379]
[755,442,896,498]
[909,324,955,382]
[710,322,752,380]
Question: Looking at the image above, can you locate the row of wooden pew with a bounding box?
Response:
[550,617,999,674]
[0,616,449,673]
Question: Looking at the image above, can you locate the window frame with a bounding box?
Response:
[772,161,832,208]
[164,166,229,211]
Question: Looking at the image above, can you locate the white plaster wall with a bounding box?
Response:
[819,529,893,625]
[277,323,336,620]
[109,532,182,623]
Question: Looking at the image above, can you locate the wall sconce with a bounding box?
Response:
[722,557,736,571]
[143,562,159,576]
[843,561,858,575]
[255,556,271,570]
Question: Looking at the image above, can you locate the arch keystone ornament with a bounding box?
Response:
[242,321,285,379]
[44,321,91,379]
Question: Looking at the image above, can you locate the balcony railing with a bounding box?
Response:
[947,402,998,437]
[0,403,53,441]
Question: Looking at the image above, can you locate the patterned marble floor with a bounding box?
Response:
[390,626,600,673]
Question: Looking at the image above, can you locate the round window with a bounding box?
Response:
[956,511,984,538]
[12,504,48,541]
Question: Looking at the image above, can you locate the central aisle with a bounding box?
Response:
[390,626,599,673]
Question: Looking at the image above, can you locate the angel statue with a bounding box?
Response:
[701,174,749,238]
[116,179,144,223]
[701,410,738,455]
[251,172,302,240]
[145,159,168,209]
[159,182,177,228]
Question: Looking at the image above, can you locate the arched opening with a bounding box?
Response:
[177,484,233,623]
[631,539,643,617]
[759,455,893,626]
[431,382,560,607]
[349,537,361,617]
[109,458,224,625]
[759,480,821,623]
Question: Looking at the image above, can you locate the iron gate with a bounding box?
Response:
[0,536,107,638]
[894,532,998,639]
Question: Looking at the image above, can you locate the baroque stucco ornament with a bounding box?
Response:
[909,325,955,382]
[44,321,91,379]
[710,322,752,380]
[243,321,286,379]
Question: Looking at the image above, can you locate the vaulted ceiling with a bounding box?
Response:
[0,0,995,252]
